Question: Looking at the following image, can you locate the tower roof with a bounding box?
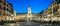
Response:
[28,5,30,7]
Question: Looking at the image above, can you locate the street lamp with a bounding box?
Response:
[48,14,50,17]
[11,15,14,20]
[11,15,14,17]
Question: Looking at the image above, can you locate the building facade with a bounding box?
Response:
[0,0,14,21]
[40,0,60,21]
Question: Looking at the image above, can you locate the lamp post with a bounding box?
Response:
[10,15,14,21]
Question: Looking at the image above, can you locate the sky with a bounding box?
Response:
[6,0,53,13]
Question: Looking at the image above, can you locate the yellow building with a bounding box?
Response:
[39,0,60,22]
[15,6,40,21]
[42,0,60,21]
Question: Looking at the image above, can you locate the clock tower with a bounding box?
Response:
[27,6,32,20]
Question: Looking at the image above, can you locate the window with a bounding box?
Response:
[29,10,30,11]
[53,6,58,13]
[3,11,6,16]
[4,7,6,10]
[0,5,2,9]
